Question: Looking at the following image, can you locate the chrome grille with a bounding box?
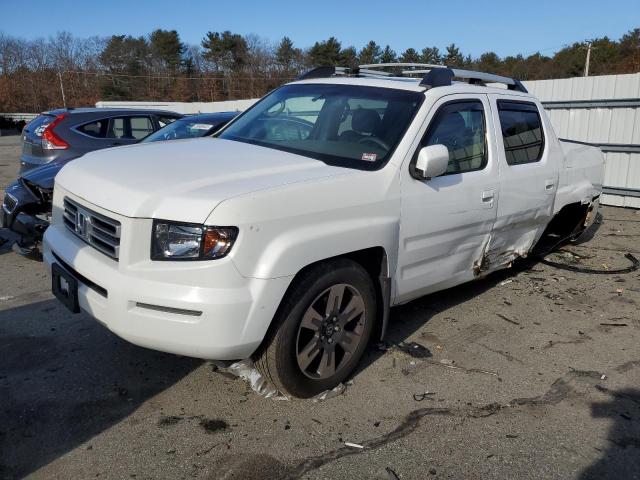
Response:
[2,193,18,214]
[63,197,121,260]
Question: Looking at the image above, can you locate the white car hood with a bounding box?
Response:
[56,138,352,223]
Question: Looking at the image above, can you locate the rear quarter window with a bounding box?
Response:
[497,100,544,165]
[77,119,110,138]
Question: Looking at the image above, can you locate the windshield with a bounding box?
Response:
[142,118,218,143]
[218,84,423,169]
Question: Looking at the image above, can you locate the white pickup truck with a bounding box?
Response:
[43,65,604,397]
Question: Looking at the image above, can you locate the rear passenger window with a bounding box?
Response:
[497,101,544,165]
[77,119,109,138]
[130,117,154,139]
[419,100,487,174]
[110,118,127,139]
[108,116,154,140]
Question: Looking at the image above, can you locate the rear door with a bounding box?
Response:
[485,95,558,267]
[395,93,499,303]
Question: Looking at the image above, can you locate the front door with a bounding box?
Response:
[395,94,499,303]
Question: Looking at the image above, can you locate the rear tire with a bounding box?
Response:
[254,259,376,398]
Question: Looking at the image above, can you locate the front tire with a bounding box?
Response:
[254,259,377,398]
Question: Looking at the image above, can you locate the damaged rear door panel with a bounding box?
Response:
[479,95,561,274]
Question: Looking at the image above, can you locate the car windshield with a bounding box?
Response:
[141,118,217,143]
[217,84,424,169]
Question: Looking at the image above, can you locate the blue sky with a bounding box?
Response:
[1,0,638,57]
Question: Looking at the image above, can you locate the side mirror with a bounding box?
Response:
[416,144,449,179]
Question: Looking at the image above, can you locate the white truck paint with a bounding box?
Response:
[43,74,603,388]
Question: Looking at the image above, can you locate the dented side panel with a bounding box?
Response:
[395,93,499,304]
[555,140,605,215]
[393,89,605,303]
[480,94,561,275]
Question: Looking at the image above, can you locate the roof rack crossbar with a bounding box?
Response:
[420,66,528,93]
[296,63,528,94]
[359,63,444,69]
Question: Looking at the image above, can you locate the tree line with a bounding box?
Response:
[0,28,638,112]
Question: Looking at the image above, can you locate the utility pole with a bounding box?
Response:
[584,42,592,77]
[58,71,67,108]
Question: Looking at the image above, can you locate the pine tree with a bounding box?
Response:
[444,43,464,67]
[201,31,248,72]
[358,41,382,64]
[307,37,342,66]
[399,48,420,63]
[149,29,184,73]
[380,45,397,63]
[276,36,297,71]
[420,46,441,64]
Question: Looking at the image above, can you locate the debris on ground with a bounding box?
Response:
[312,383,346,402]
[376,341,433,358]
[395,341,433,358]
[540,252,639,275]
[426,359,499,377]
[413,391,436,401]
[499,279,513,286]
[345,442,364,449]
[497,313,520,326]
[599,323,628,327]
[217,359,289,400]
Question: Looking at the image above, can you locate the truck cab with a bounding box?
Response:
[43,65,604,397]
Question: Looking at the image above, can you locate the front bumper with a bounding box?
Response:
[43,217,292,360]
[6,211,49,245]
[2,181,50,247]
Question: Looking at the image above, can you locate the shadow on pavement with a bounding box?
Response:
[355,262,519,376]
[579,388,640,479]
[0,298,201,479]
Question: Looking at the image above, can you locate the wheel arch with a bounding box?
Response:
[256,246,391,358]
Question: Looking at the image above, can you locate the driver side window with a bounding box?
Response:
[420,100,487,174]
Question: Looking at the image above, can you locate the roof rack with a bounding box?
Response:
[296,63,528,93]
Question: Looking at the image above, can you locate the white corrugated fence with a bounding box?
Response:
[524,73,640,208]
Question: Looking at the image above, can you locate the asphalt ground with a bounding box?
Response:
[1,134,639,480]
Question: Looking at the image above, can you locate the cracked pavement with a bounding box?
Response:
[1,135,639,479]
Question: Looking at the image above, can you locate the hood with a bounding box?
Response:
[56,138,353,223]
[21,160,67,190]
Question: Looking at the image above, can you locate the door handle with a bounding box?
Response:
[481,189,495,208]
[545,179,555,191]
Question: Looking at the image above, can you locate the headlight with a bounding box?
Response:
[151,220,238,261]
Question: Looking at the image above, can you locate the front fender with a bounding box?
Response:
[207,169,400,280]
[241,215,398,279]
